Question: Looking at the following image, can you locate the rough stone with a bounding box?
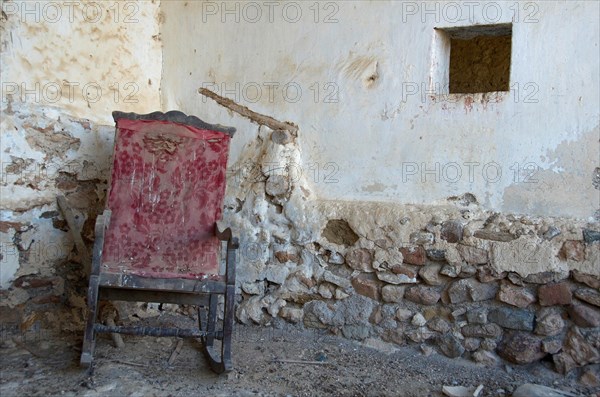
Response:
[322,220,359,246]
[335,288,350,300]
[524,271,569,284]
[498,332,546,364]
[477,267,506,283]
[271,129,293,145]
[542,226,561,240]
[427,317,450,333]
[404,286,441,305]
[458,265,477,278]
[400,246,426,266]
[489,307,534,331]
[318,284,333,299]
[418,264,445,286]
[322,270,352,289]
[473,350,500,366]
[438,333,465,358]
[553,352,578,375]
[463,337,481,352]
[572,270,600,289]
[497,282,536,308]
[409,231,434,246]
[562,326,600,367]
[396,308,413,322]
[559,240,586,261]
[351,275,380,301]
[263,265,290,284]
[265,174,290,198]
[328,252,345,265]
[580,368,600,387]
[274,251,299,263]
[382,328,406,345]
[456,244,488,264]
[568,302,600,327]
[448,278,498,304]
[441,220,463,243]
[381,285,406,303]
[411,313,427,327]
[346,248,374,272]
[474,230,516,242]
[342,325,370,340]
[480,338,497,351]
[440,264,461,278]
[461,324,503,339]
[406,327,435,343]
[538,283,572,306]
[241,281,265,295]
[541,336,563,354]
[574,288,600,307]
[507,272,525,286]
[376,271,417,285]
[535,311,565,336]
[279,307,303,323]
[466,308,488,325]
[451,308,467,321]
[583,228,600,243]
[425,249,446,261]
[389,265,417,278]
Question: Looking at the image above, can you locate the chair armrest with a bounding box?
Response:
[91,209,111,276]
[215,224,239,249]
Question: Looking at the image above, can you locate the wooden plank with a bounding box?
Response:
[99,288,209,306]
[99,273,226,294]
[56,195,90,273]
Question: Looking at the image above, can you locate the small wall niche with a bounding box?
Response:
[431,23,512,95]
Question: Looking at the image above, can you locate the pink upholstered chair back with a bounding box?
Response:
[101,112,234,280]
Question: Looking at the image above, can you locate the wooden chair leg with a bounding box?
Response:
[201,288,233,374]
[80,275,100,369]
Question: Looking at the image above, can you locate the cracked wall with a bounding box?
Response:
[0,0,162,330]
[0,0,598,374]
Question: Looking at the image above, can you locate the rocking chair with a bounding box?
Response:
[80,111,238,373]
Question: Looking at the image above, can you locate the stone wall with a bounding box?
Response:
[223,124,600,376]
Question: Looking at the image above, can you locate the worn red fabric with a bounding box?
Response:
[102,118,231,279]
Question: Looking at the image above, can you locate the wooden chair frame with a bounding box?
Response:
[80,111,238,374]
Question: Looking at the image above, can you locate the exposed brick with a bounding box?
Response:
[538,282,572,306]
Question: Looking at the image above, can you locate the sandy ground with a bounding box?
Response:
[1,315,598,397]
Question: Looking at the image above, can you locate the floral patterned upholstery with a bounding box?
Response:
[101,117,231,280]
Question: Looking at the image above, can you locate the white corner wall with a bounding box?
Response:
[160,0,599,219]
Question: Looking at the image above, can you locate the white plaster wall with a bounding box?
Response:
[1,0,163,124]
[160,0,599,219]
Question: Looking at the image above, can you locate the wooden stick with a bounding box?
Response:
[56,195,90,274]
[271,359,332,365]
[198,87,299,135]
[167,339,184,365]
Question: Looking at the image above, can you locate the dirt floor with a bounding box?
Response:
[1,314,599,397]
